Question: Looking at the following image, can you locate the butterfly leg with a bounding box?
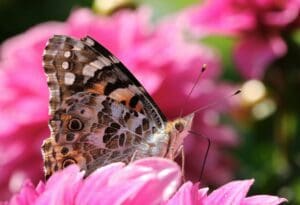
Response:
[177,145,186,182]
[167,142,186,182]
[130,150,139,163]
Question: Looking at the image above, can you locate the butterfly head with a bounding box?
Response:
[173,113,194,133]
[164,113,194,158]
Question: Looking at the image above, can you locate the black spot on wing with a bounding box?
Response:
[66,133,75,141]
[135,125,142,135]
[124,112,130,122]
[104,80,130,95]
[111,122,121,129]
[55,133,60,142]
[85,66,113,87]
[70,79,85,94]
[103,134,112,143]
[119,133,125,146]
[142,118,150,130]
[42,142,52,152]
[129,95,139,108]
[105,127,116,134]
[61,147,69,155]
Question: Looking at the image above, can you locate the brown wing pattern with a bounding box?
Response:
[42,35,169,179]
[43,35,166,127]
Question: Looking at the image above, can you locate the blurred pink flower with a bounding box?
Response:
[183,83,239,184]
[187,0,300,78]
[3,158,286,205]
[0,23,66,199]
[0,7,238,200]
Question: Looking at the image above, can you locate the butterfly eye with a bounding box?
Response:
[68,118,83,131]
[62,158,77,168]
[175,122,184,132]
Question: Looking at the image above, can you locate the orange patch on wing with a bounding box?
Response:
[109,88,133,103]
[109,88,143,112]
[61,114,72,121]
[87,83,106,95]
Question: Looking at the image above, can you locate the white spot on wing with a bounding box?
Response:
[82,65,98,77]
[62,61,69,70]
[64,72,76,85]
[90,60,105,69]
[73,42,84,50]
[43,49,57,57]
[47,73,57,83]
[98,56,111,66]
[85,38,95,46]
[64,51,71,58]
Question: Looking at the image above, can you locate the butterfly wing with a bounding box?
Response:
[43,35,166,127]
[42,35,169,178]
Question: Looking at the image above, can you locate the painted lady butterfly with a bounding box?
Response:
[41,35,194,179]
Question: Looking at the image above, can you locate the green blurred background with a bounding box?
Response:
[1,0,299,204]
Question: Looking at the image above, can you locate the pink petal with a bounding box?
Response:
[35,166,84,205]
[76,158,181,205]
[7,181,39,205]
[241,195,287,205]
[4,161,288,205]
[166,182,205,205]
[75,163,125,204]
[187,0,255,35]
[205,179,254,205]
[234,36,287,79]
[263,0,300,27]
[108,158,181,205]
[93,178,153,205]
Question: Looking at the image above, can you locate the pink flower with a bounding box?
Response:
[0,23,66,200]
[168,179,287,205]
[187,0,300,78]
[3,158,287,205]
[0,7,237,200]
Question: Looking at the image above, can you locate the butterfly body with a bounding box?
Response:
[42,35,193,179]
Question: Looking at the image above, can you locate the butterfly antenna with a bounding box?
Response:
[189,130,211,182]
[191,89,241,115]
[179,64,207,118]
